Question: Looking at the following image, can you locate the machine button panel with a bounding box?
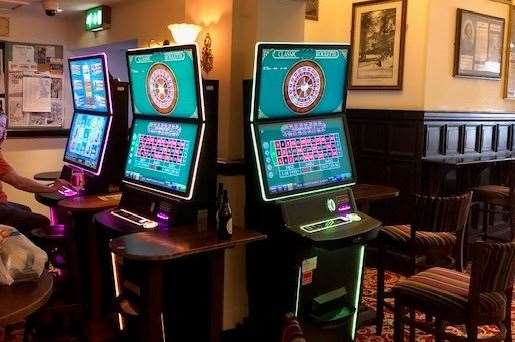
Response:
[300,213,361,234]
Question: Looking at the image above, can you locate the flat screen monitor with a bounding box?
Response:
[122,118,204,200]
[69,54,112,114]
[252,116,356,201]
[126,44,204,120]
[251,43,349,121]
[64,112,112,175]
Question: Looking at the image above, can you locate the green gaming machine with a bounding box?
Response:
[246,42,381,341]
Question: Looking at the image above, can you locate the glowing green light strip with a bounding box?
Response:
[351,245,365,341]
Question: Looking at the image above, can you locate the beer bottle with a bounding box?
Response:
[218,190,232,239]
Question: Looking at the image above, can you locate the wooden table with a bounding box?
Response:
[352,184,400,203]
[58,193,121,213]
[422,152,515,195]
[0,271,53,326]
[109,225,266,342]
[350,184,399,328]
[56,193,121,326]
[33,171,61,182]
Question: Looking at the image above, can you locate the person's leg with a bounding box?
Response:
[0,202,50,234]
[7,201,32,212]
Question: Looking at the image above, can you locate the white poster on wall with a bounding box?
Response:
[12,45,34,64]
[22,76,51,112]
[7,97,26,127]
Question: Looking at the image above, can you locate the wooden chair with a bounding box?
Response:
[376,192,473,335]
[392,241,515,342]
[280,313,306,342]
[470,161,515,242]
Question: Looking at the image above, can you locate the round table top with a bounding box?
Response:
[0,271,53,326]
[352,183,400,202]
[58,193,122,213]
[33,171,61,182]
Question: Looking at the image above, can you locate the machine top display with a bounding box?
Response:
[69,53,112,114]
[126,44,205,120]
[251,42,350,121]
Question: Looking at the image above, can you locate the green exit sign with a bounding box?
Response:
[85,6,111,32]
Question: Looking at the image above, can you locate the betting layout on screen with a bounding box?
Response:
[127,46,200,119]
[64,112,110,173]
[255,117,354,199]
[69,55,110,113]
[124,118,198,195]
[253,44,348,120]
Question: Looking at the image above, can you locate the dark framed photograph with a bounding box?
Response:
[454,9,505,79]
[504,6,515,98]
[305,0,319,21]
[349,0,407,90]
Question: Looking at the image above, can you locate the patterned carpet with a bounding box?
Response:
[356,268,514,341]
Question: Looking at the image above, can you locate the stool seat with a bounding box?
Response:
[393,267,506,322]
[31,225,69,240]
[471,185,510,206]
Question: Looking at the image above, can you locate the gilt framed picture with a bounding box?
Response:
[349,0,407,90]
[305,0,319,21]
[505,6,515,98]
[454,9,505,79]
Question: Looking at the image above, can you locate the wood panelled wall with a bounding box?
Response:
[347,110,515,222]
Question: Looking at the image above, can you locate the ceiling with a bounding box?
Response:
[2,0,127,15]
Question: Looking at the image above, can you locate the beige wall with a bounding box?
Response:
[305,0,431,109]
[424,0,515,112]
[66,0,185,50]
[304,0,515,112]
[3,8,72,215]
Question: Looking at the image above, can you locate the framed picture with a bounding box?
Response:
[454,9,505,79]
[349,0,407,90]
[505,6,515,98]
[305,0,319,21]
[489,0,512,5]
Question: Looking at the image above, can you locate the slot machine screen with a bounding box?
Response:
[253,116,356,201]
[126,45,203,119]
[123,118,202,199]
[64,112,111,175]
[252,43,349,121]
[69,54,111,113]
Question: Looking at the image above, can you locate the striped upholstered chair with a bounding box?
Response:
[392,241,515,342]
[376,192,473,335]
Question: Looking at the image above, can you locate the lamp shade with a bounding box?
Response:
[168,23,202,44]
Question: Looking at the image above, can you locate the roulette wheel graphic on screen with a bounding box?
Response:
[146,63,178,115]
[283,60,325,114]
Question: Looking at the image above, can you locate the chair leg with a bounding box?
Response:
[394,298,404,342]
[505,289,513,342]
[435,318,444,342]
[409,308,416,342]
[376,247,385,336]
[466,322,478,342]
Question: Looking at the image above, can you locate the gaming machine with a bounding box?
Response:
[100,43,216,230]
[90,43,218,340]
[245,43,381,341]
[37,53,128,204]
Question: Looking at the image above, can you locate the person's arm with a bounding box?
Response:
[0,169,68,193]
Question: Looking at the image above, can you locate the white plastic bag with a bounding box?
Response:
[0,225,48,285]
